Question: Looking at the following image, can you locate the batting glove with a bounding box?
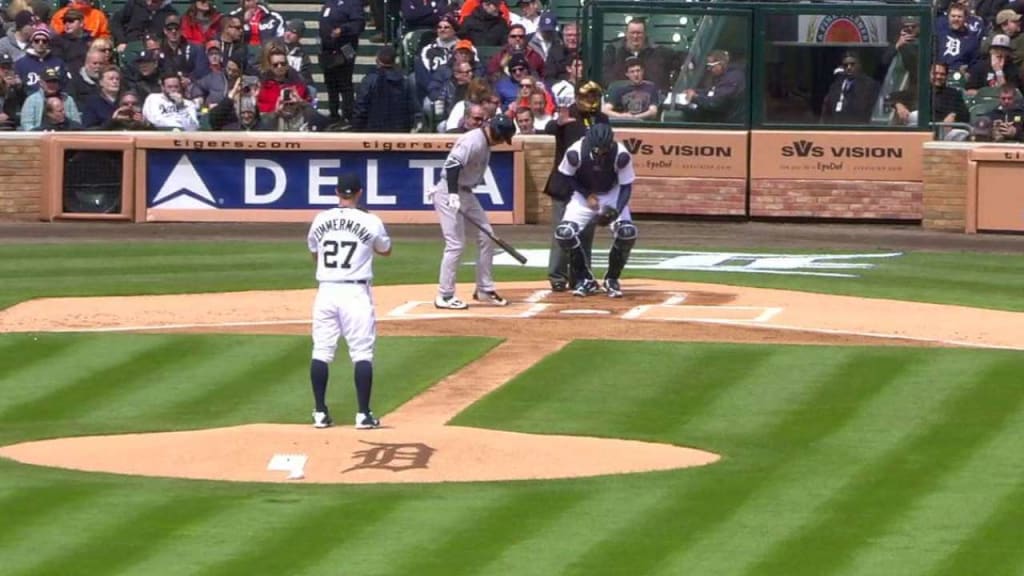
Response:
[447,193,461,211]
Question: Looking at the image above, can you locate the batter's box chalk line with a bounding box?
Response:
[268,453,308,480]
[384,301,548,319]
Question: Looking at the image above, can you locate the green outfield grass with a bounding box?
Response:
[1,237,1023,575]
[2,240,1024,311]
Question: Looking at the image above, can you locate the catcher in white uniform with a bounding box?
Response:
[306,173,392,429]
[431,114,518,309]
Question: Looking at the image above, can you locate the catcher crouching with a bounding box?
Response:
[554,123,637,298]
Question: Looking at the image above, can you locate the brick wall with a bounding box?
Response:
[0,135,44,220]
[631,177,746,216]
[921,144,969,231]
[750,179,923,220]
[520,136,556,224]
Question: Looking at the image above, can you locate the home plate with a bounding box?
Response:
[560,309,612,315]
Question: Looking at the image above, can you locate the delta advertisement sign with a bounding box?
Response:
[750,131,931,181]
[143,148,516,221]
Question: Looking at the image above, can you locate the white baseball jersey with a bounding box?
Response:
[435,128,491,194]
[307,207,391,282]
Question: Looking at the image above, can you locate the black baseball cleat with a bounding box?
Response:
[550,280,569,292]
[473,289,509,306]
[572,279,600,297]
[603,278,623,298]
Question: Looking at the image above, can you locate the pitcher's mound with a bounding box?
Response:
[0,423,720,484]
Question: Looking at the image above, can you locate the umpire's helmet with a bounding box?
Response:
[490,114,516,145]
[584,122,615,160]
[576,81,603,113]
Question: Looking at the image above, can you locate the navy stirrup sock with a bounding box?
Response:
[354,360,373,414]
[310,359,329,412]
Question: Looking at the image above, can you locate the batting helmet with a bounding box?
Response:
[576,81,603,113]
[490,114,516,144]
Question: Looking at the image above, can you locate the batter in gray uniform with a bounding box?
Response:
[432,114,517,309]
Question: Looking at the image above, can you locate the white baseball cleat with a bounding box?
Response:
[434,295,469,309]
[355,412,381,429]
[312,410,333,428]
[472,289,509,306]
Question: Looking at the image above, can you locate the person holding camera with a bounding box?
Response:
[208,75,263,130]
[319,0,364,128]
[100,90,152,130]
[142,71,200,130]
[882,16,920,98]
[985,85,1024,142]
[261,84,326,131]
[256,44,310,113]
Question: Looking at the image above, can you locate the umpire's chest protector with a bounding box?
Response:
[574,145,627,195]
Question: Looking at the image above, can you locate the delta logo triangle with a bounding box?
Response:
[151,155,219,209]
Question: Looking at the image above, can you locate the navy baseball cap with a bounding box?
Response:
[337,173,362,196]
[538,12,558,32]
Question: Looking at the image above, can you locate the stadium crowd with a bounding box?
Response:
[0,0,1021,141]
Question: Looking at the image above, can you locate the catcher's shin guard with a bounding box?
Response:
[556,221,594,283]
[606,221,638,280]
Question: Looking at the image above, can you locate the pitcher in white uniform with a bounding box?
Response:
[431,113,518,309]
[306,173,392,429]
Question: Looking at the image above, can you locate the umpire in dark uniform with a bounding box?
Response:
[543,80,606,292]
[319,0,365,127]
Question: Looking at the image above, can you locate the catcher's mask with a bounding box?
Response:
[576,80,603,113]
[585,123,615,163]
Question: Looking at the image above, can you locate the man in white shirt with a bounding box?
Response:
[142,72,199,130]
[306,173,392,429]
[510,0,541,36]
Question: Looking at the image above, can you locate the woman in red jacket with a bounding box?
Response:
[181,0,224,45]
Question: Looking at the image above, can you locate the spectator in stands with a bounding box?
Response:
[208,76,261,129]
[514,105,533,133]
[29,0,53,27]
[603,56,659,121]
[0,53,27,129]
[50,0,110,41]
[283,19,315,93]
[143,70,199,129]
[260,84,325,131]
[189,40,230,108]
[507,72,537,113]
[35,95,83,130]
[462,0,510,47]
[51,9,93,72]
[680,49,746,124]
[981,10,1024,67]
[431,59,474,128]
[821,51,879,124]
[448,101,485,133]
[934,3,982,73]
[881,15,920,100]
[966,0,1009,27]
[543,21,577,83]
[19,66,82,130]
[427,38,483,101]
[215,15,255,75]
[987,85,1024,141]
[443,76,490,131]
[509,0,541,37]
[894,62,968,132]
[125,48,162,100]
[966,34,1022,96]
[402,0,453,31]
[319,0,364,127]
[256,44,310,113]
[528,87,549,129]
[89,37,116,65]
[0,11,38,64]
[494,52,532,108]
[414,12,459,102]
[156,13,209,80]
[602,17,682,93]
[527,11,557,63]
[181,0,223,45]
[229,0,284,47]
[81,64,123,127]
[353,45,419,132]
[550,53,581,108]
[486,23,542,77]
[67,48,106,104]
[15,27,68,94]
[111,0,179,54]
[99,89,152,129]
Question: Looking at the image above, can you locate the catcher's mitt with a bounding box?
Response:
[596,205,619,226]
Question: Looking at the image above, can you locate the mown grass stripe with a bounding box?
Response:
[653,352,999,576]
[0,483,113,547]
[837,404,1024,576]
[0,338,202,425]
[0,334,80,382]
[565,348,920,576]
[192,491,405,576]
[744,355,1024,576]
[10,491,234,576]
[929,479,1024,576]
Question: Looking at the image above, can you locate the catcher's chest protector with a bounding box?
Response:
[576,145,625,195]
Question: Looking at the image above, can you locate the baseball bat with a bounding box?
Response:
[458,208,528,265]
